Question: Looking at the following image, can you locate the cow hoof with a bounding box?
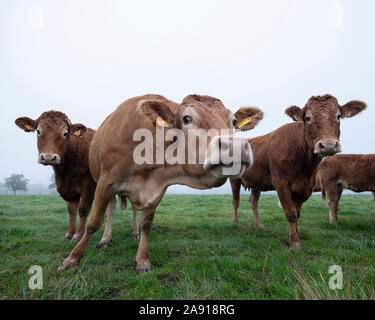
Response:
[72,234,83,242]
[290,242,302,249]
[137,268,150,276]
[132,233,140,241]
[58,257,79,271]
[330,219,337,225]
[97,239,112,249]
[256,223,264,230]
[64,233,73,240]
[232,218,238,224]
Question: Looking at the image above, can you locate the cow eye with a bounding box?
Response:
[337,114,341,120]
[232,119,237,127]
[63,132,68,137]
[305,116,311,122]
[36,129,41,135]
[183,115,192,125]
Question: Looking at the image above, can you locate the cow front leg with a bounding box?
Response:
[230,178,241,224]
[131,206,140,240]
[250,189,263,229]
[136,205,157,275]
[372,192,375,204]
[65,201,79,239]
[98,197,117,248]
[277,186,301,249]
[73,203,92,242]
[59,178,114,270]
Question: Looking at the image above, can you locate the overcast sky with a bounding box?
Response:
[0,0,374,194]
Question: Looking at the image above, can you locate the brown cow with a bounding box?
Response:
[15,111,126,246]
[58,94,263,274]
[230,94,366,248]
[318,154,375,224]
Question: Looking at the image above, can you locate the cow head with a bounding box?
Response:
[285,94,366,156]
[139,95,263,180]
[15,111,87,166]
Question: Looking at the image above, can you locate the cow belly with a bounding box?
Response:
[339,180,375,193]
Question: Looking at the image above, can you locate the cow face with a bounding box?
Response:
[140,95,263,180]
[285,94,366,156]
[15,111,87,166]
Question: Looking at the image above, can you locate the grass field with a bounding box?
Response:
[0,194,374,300]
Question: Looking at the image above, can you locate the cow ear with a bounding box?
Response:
[234,107,264,131]
[140,100,176,128]
[340,100,367,118]
[285,106,304,121]
[15,117,37,132]
[70,123,87,137]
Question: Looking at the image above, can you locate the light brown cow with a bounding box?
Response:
[230,94,366,248]
[318,154,375,224]
[58,94,263,274]
[15,111,129,246]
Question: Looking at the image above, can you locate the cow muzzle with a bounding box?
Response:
[314,139,342,156]
[38,153,61,166]
[203,135,253,178]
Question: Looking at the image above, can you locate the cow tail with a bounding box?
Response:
[120,195,128,211]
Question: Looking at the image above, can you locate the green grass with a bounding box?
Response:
[0,194,374,300]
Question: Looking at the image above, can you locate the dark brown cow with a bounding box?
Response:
[318,154,375,223]
[230,94,366,248]
[15,111,123,246]
[58,94,263,274]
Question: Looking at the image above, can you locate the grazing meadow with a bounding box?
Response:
[0,194,374,300]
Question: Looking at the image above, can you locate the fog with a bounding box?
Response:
[0,0,374,194]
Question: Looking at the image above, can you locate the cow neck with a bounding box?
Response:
[52,139,79,178]
[162,164,226,190]
[301,124,322,175]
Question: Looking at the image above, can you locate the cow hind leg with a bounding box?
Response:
[250,189,264,229]
[132,206,140,240]
[65,201,79,239]
[326,183,340,224]
[230,178,241,224]
[97,197,117,248]
[59,178,114,270]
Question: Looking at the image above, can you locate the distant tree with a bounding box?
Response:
[48,173,57,194]
[5,174,29,195]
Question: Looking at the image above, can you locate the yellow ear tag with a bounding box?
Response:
[25,124,34,131]
[156,116,169,128]
[238,117,252,129]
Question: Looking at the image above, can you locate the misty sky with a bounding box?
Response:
[0,0,374,194]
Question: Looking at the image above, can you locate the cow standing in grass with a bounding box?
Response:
[58,94,263,274]
[318,154,375,224]
[230,95,366,248]
[15,111,130,246]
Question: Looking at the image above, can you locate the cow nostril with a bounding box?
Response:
[40,155,45,161]
[319,142,325,150]
[52,156,56,162]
